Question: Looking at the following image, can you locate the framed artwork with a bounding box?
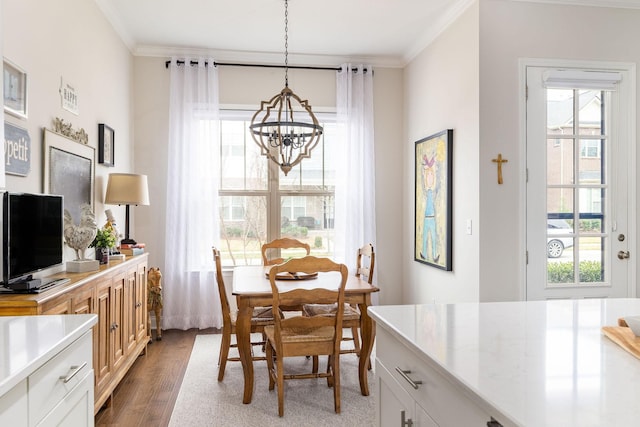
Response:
[414,129,453,270]
[44,129,95,223]
[98,123,114,166]
[3,59,28,119]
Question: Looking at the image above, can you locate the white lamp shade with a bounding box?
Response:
[105,173,150,206]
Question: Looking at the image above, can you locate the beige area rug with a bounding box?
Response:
[168,333,376,427]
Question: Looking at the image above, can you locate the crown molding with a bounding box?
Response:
[403,0,476,64]
[94,0,135,50]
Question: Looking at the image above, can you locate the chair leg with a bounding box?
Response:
[332,354,341,414]
[326,355,333,387]
[218,329,231,382]
[312,355,319,373]
[277,356,285,417]
[266,340,275,391]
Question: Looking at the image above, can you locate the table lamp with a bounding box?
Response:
[105,173,150,245]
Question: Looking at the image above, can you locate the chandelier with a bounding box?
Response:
[249,0,323,176]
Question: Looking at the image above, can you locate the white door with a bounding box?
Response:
[525,63,635,300]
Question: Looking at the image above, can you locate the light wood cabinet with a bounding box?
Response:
[0,254,149,415]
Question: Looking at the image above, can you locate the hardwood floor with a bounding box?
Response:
[95,328,216,427]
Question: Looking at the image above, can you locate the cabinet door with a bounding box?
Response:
[135,263,147,343]
[95,278,113,394]
[124,268,137,354]
[111,271,126,371]
[0,379,27,427]
[73,286,95,314]
[377,362,438,427]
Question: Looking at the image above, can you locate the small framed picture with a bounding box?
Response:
[98,123,115,167]
[3,59,28,119]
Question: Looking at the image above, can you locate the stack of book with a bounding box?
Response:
[118,243,145,256]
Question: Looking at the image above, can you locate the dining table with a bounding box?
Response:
[232,264,380,404]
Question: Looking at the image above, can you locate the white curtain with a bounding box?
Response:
[334,64,377,274]
[163,58,222,330]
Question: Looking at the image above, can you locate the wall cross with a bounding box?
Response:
[492,153,508,185]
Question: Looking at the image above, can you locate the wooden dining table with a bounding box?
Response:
[232,264,379,404]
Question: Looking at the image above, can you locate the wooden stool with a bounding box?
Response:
[147,267,163,341]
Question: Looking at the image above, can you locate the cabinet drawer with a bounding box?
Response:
[35,369,94,427]
[28,330,92,425]
[377,328,492,427]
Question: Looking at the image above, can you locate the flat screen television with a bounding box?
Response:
[2,192,64,287]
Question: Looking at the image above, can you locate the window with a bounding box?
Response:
[217,110,336,266]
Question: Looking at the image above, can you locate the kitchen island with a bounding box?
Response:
[0,314,98,426]
[369,298,640,427]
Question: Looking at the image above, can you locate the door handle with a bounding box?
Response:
[618,250,630,260]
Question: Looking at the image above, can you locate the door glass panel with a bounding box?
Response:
[578,139,603,184]
[547,188,574,218]
[548,255,574,283]
[547,138,574,185]
[578,237,605,283]
[578,90,603,135]
[547,89,574,130]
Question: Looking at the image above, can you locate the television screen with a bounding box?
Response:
[3,192,64,285]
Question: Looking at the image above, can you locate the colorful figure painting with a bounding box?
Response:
[415,129,452,270]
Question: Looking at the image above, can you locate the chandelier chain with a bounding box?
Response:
[284,0,289,87]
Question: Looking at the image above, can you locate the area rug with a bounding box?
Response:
[168,333,376,427]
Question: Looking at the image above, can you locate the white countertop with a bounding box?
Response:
[0,314,98,396]
[369,298,640,427]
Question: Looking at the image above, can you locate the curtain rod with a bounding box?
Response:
[164,59,369,73]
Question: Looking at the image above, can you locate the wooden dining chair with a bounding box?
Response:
[213,247,276,382]
[303,243,375,369]
[264,256,348,417]
[262,237,312,312]
[261,237,311,266]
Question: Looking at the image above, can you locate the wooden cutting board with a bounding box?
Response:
[602,326,640,359]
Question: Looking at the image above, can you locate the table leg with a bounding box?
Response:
[236,301,254,404]
[358,301,376,396]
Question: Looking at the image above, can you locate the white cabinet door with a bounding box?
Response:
[0,379,27,427]
[377,360,438,427]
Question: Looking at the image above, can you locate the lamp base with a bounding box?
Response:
[120,238,137,245]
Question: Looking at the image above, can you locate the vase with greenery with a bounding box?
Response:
[90,228,116,264]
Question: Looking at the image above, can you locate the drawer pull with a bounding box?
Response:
[401,410,414,426]
[59,361,87,383]
[395,367,423,389]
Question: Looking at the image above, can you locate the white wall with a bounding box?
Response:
[2,0,134,271]
[478,0,640,301]
[133,58,404,305]
[403,2,480,304]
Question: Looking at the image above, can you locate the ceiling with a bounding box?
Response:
[95,0,640,68]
